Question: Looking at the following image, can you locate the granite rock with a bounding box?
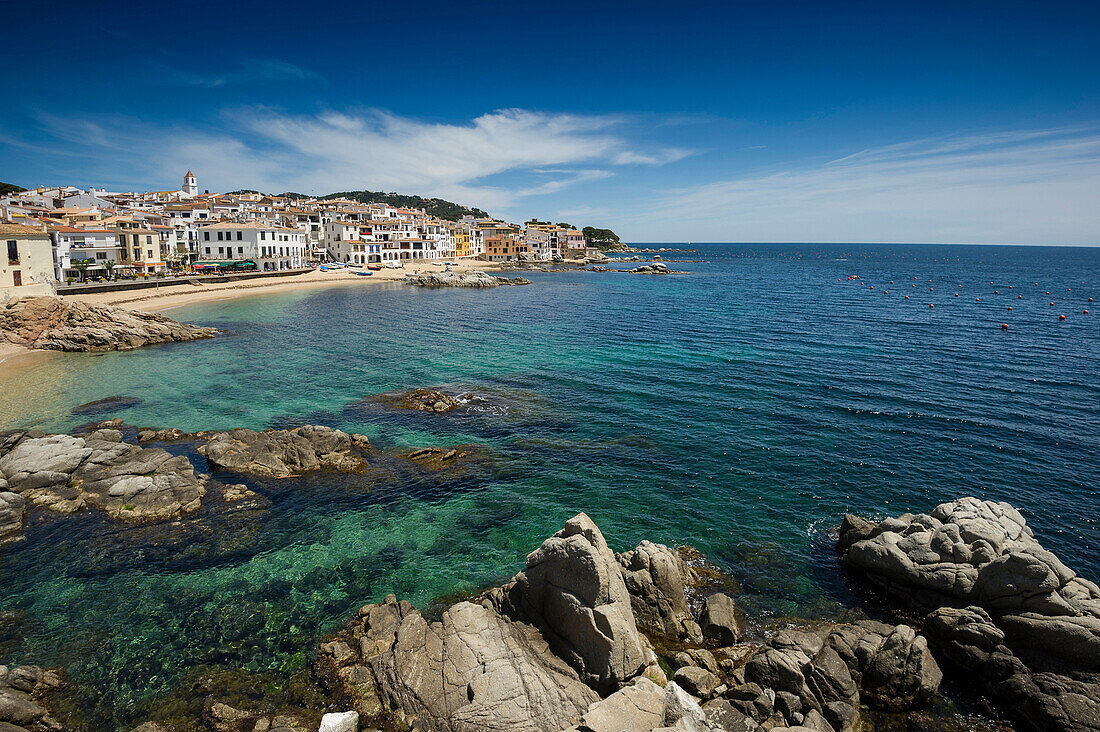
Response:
[198,426,371,478]
[0,296,216,352]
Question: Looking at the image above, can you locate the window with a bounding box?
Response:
[147,250,153,259]
[237,246,243,254]
[217,232,223,241]
[260,231,266,241]
[218,247,224,255]
[96,252,107,260]
[237,231,242,240]
[205,247,211,254]
[134,248,140,260]
[204,232,210,241]
[6,240,16,263]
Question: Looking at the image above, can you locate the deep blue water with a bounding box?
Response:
[0,243,1098,727]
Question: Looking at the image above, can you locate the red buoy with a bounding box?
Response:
[976,297,981,302]
[1089,297,1094,302]
[994,290,999,294]
[1001,323,1009,330]
[1086,310,1091,315]
[929,303,934,308]
[1051,302,1055,306]
[1018,295,1022,299]
[1008,306,1013,311]
[1059,314,1066,320]
[954,293,959,297]
[884,290,889,294]
[930,287,934,291]
[904,295,909,299]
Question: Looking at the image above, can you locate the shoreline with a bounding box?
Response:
[0,259,506,367]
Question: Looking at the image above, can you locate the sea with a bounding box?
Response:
[0,243,1097,728]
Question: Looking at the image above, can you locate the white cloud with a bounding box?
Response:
[29,108,685,211]
[633,128,1100,244]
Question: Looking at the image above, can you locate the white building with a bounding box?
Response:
[49,226,124,281]
[2,223,55,299]
[182,170,198,196]
[198,222,307,270]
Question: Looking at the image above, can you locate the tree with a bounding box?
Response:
[103,259,116,280]
[582,226,622,249]
[72,258,91,283]
[556,222,576,230]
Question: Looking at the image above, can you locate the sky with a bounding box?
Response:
[1,0,1098,244]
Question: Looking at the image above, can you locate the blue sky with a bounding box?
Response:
[1,0,1098,243]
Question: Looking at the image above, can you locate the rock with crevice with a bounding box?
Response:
[198,426,372,478]
[320,594,599,731]
[0,296,216,352]
[618,541,703,642]
[699,593,741,646]
[487,513,648,693]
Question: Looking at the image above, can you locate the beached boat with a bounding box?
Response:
[367,265,382,271]
[355,270,373,276]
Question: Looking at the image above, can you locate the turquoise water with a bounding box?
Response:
[1,243,1098,728]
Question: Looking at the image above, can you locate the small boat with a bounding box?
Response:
[367,265,382,271]
[429,260,443,266]
[355,270,373,276]
[319,266,329,272]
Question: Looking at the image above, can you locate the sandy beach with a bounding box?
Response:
[65,259,505,312]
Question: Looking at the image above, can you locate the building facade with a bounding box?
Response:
[2,224,55,299]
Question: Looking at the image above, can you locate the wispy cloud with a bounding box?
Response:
[640,128,1100,244]
[169,59,320,87]
[22,108,686,211]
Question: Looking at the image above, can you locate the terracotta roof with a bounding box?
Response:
[0,223,49,237]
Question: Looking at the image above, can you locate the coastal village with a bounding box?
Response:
[0,170,605,299]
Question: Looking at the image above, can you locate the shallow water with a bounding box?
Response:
[1,243,1098,728]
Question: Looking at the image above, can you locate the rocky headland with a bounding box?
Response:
[404,271,530,288]
[0,296,217,352]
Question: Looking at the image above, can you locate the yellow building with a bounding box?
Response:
[1,223,56,300]
[453,225,472,258]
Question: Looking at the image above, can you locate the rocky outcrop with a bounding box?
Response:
[488,513,648,693]
[617,540,702,641]
[0,296,216,352]
[0,664,62,731]
[840,497,1100,732]
[198,426,372,478]
[633,263,670,274]
[382,389,462,413]
[564,678,715,732]
[736,621,940,730]
[0,429,206,522]
[405,271,530,288]
[320,594,600,731]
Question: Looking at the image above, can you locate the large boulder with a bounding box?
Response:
[0,665,61,730]
[617,540,702,641]
[839,497,1099,619]
[320,594,599,731]
[840,498,1100,732]
[488,513,648,692]
[0,296,216,352]
[740,621,939,729]
[924,605,1100,732]
[198,426,371,478]
[0,429,206,521]
[699,593,741,646]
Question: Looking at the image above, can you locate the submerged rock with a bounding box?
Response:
[198,426,372,478]
[0,296,217,352]
[71,395,144,416]
[840,497,1100,732]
